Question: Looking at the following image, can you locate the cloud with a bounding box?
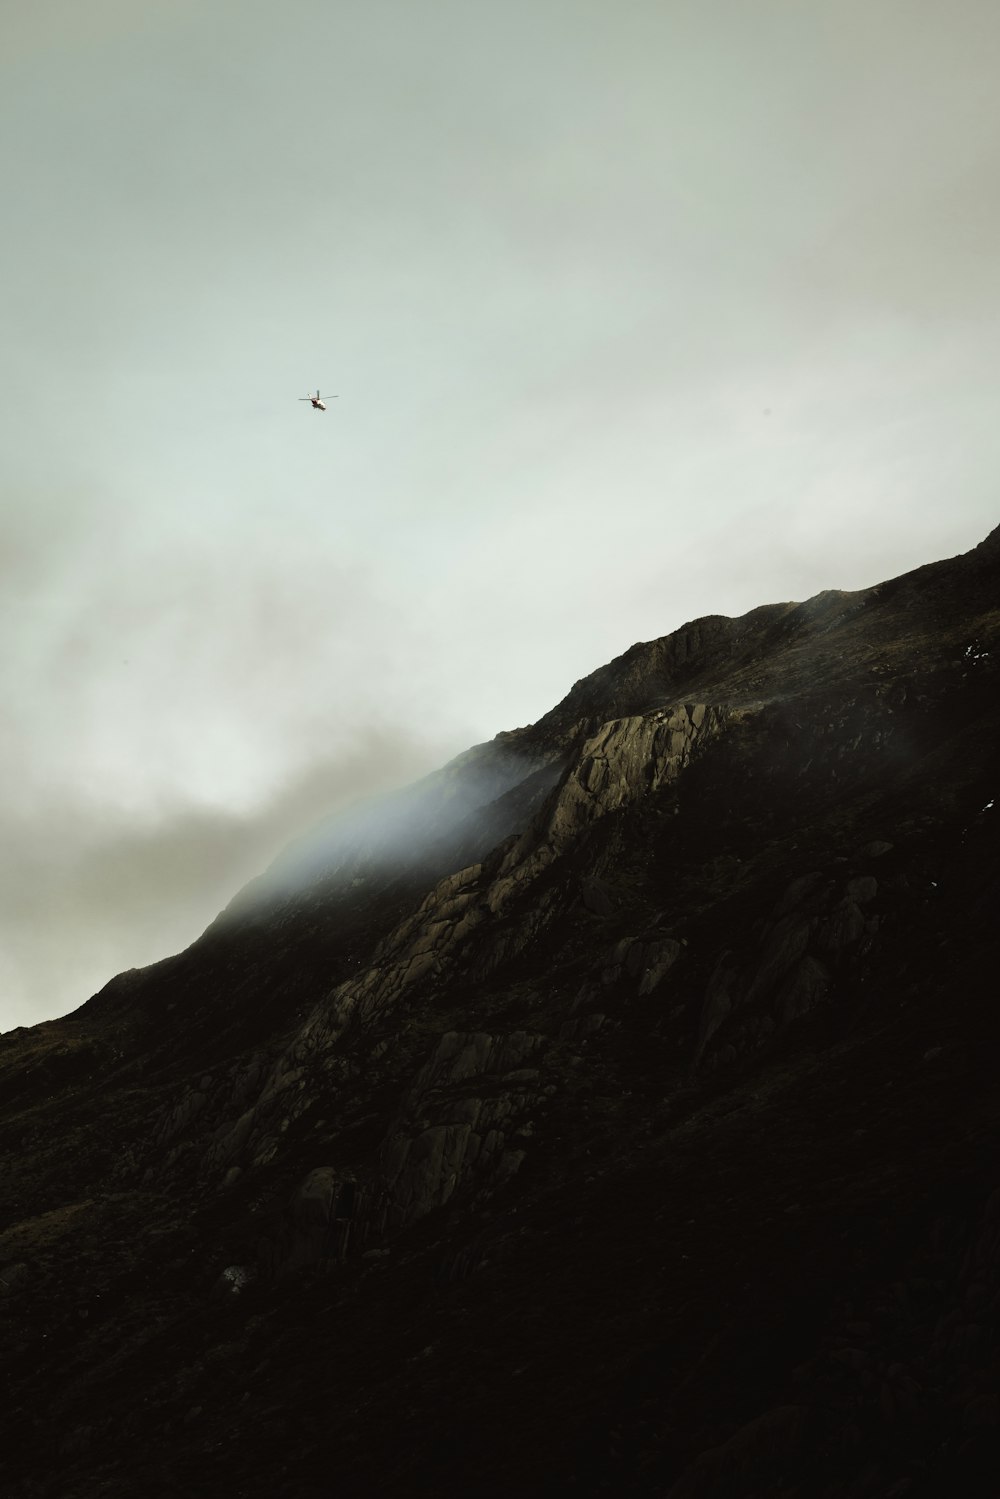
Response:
[0,723,458,1029]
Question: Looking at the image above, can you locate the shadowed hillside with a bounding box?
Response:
[2,526,999,1497]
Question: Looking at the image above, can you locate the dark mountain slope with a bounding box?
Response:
[1,527,998,1497]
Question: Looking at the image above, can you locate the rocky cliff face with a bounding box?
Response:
[1,528,999,1498]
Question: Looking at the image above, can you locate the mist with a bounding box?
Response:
[0,728,458,1029]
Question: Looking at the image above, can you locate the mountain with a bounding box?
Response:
[2,526,998,1498]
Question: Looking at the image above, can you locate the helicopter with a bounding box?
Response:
[298,389,337,411]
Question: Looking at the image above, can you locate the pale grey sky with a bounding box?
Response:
[2,0,998,1026]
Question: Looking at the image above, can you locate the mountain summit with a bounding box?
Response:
[2,528,999,1497]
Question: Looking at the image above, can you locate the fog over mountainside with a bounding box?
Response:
[1,525,998,1497]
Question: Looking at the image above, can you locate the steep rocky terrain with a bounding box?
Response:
[2,526,999,1497]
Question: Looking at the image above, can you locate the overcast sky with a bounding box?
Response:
[2,0,997,1029]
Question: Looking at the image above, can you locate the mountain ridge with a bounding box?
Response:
[2,526,998,1497]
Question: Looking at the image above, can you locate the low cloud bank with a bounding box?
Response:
[0,725,460,1030]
